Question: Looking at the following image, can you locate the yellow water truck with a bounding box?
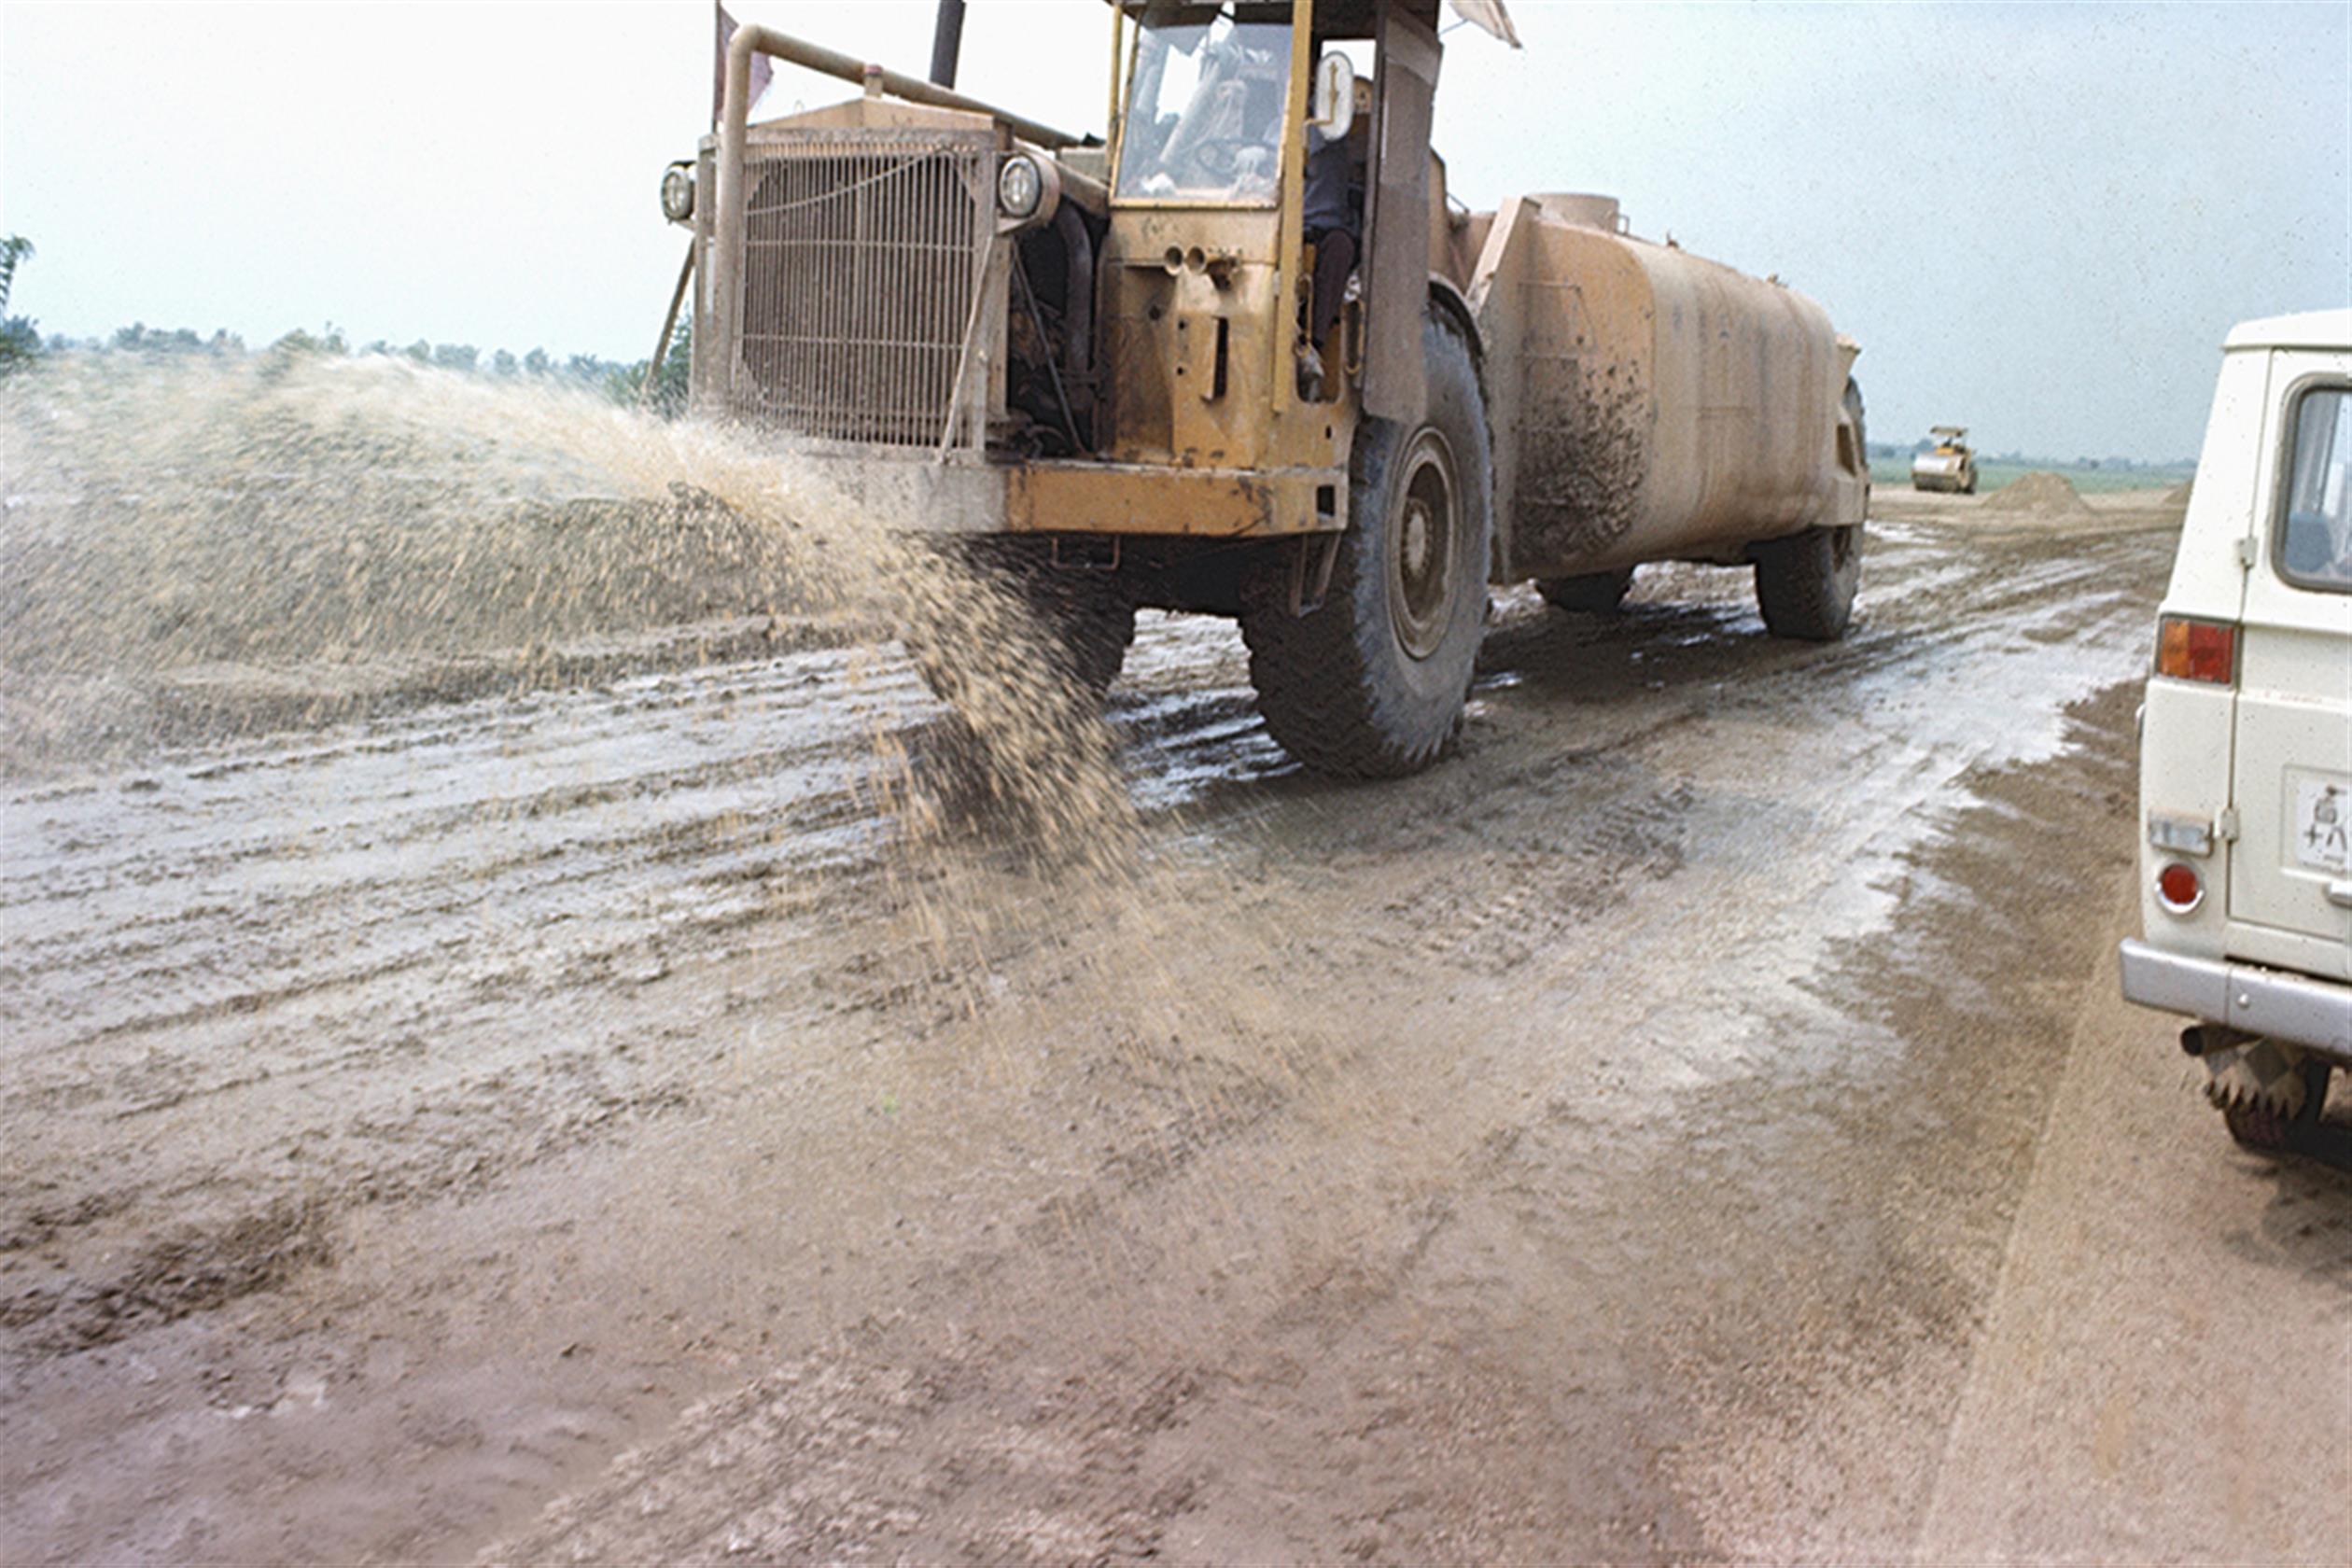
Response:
[665,0,1869,777]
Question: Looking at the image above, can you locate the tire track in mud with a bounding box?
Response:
[3,654,891,1045]
[476,1324,1222,1567]
[7,516,2151,1237]
[0,643,944,1351]
[1269,519,2164,1029]
[484,693,2159,1566]
[1661,683,2156,1559]
[464,517,2183,1565]
[0,581,1297,1355]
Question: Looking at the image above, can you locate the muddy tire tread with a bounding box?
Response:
[2222,1058,2331,1154]
[1754,380,1867,642]
[1240,308,1493,778]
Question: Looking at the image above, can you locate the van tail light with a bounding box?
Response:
[2155,615,2237,684]
[2156,861,2205,913]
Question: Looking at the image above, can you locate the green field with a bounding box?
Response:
[1869,455,2195,495]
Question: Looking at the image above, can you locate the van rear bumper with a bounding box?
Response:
[2120,939,2352,1064]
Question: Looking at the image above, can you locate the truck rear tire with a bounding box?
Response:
[907,542,1134,708]
[1754,523,1860,640]
[1022,570,1136,700]
[1753,381,1866,641]
[1239,306,1493,778]
[1536,568,1634,615]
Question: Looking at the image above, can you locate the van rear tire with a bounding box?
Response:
[2222,1058,2331,1154]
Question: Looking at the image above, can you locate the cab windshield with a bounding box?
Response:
[1116,6,1293,204]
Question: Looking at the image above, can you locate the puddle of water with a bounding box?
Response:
[1533,549,2158,1113]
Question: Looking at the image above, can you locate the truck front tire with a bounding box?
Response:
[1240,306,1493,778]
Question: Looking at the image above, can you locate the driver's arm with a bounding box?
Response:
[1155,39,1234,175]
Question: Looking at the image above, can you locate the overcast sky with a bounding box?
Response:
[4,1,2345,461]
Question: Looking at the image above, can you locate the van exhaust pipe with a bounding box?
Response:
[2180,1023,2256,1057]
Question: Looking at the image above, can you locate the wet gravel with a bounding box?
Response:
[5,495,2345,1563]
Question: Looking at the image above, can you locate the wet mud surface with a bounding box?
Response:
[5,493,2345,1562]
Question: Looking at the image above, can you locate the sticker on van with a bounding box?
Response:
[2293,778,2350,873]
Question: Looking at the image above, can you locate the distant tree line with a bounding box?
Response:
[1864,438,2191,472]
[1,236,40,374]
[1,232,690,413]
[50,320,691,413]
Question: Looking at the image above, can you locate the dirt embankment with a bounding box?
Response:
[1870,474,2187,536]
[1979,469,2093,518]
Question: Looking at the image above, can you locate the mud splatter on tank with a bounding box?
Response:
[1510,356,1650,566]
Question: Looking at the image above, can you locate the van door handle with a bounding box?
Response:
[2327,880,2352,909]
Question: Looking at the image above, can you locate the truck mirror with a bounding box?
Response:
[1310,52,1355,137]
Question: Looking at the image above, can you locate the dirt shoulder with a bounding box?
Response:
[1913,884,2352,1562]
[1691,860,2352,1561]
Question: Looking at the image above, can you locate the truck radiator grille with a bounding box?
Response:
[735,134,992,447]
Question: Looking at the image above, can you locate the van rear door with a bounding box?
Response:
[2226,360,2352,982]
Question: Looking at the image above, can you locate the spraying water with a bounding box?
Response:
[0,354,1344,1308]
[2,352,1123,840]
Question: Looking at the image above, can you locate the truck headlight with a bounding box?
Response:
[660,163,695,224]
[998,154,1043,220]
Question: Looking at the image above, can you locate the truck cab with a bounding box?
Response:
[688,1,1486,542]
[2121,308,2352,1150]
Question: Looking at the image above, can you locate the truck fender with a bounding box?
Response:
[1425,275,1484,381]
[1423,275,1496,578]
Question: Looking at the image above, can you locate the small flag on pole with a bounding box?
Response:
[714,5,774,126]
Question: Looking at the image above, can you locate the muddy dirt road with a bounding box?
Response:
[5,494,2345,1562]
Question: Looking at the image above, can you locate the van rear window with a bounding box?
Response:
[2277,385,2351,592]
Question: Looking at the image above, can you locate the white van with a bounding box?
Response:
[2121,308,2352,1152]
